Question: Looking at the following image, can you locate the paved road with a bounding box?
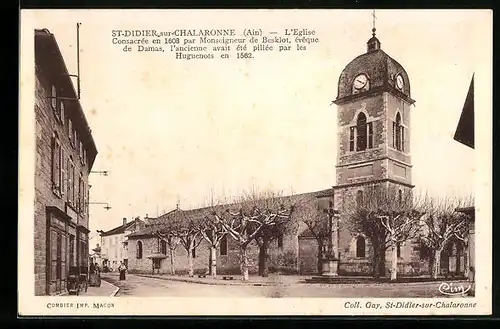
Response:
[102,273,472,298]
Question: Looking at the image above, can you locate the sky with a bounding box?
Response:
[23,10,491,247]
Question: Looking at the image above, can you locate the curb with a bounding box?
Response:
[135,274,281,287]
[134,274,473,288]
[101,278,121,296]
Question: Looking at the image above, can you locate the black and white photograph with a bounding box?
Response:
[19,9,492,316]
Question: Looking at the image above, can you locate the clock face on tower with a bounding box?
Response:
[353,74,368,90]
[396,74,404,90]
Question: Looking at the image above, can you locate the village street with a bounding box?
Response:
[101,273,471,298]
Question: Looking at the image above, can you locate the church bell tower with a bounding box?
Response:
[332,19,416,215]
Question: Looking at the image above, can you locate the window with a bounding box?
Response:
[161,240,167,254]
[67,159,75,205]
[78,174,84,213]
[79,141,84,164]
[394,112,404,151]
[68,119,73,145]
[367,122,373,148]
[51,134,62,195]
[349,127,355,151]
[398,190,403,206]
[356,236,366,258]
[136,241,143,259]
[50,84,64,124]
[192,240,196,258]
[220,235,228,256]
[396,242,401,258]
[356,113,367,151]
[356,190,364,207]
[277,235,283,249]
[73,130,78,149]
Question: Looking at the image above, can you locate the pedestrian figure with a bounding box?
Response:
[119,262,126,281]
[90,262,102,287]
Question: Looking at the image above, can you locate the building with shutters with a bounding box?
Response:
[34,29,98,295]
[98,217,146,271]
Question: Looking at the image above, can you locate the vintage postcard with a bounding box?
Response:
[19,9,492,316]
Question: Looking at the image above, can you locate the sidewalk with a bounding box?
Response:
[59,278,119,297]
[114,272,473,288]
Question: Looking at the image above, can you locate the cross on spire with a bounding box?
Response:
[371,10,377,36]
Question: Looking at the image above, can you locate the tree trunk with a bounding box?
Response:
[240,245,249,281]
[187,249,194,277]
[316,240,324,274]
[431,249,442,279]
[210,246,217,278]
[258,240,269,277]
[390,243,398,281]
[169,249,176,275]
[372,246,381,278]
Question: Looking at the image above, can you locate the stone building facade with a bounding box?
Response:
[34,29,98,295]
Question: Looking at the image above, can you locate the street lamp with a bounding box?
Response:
[88,202,112,210]
[321,200,340,277]
[91,170,109,176]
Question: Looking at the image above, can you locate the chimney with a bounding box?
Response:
[123,218,127,226]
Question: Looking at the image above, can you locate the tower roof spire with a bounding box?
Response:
[367,10,381,52]
[372,10,377,36]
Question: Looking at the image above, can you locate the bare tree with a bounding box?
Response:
[346,184,423,280]
[197,212,227,278]
[155,217,181,275]
[253,194,298,277]
[211,189,295,281]
[174,212,204,277]
[298,195,330,273]
[418,194,474,279]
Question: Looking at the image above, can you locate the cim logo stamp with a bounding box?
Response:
[438,282,472,296]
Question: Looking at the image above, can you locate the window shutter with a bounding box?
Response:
[349,127,355,151]
[68,119,72,144]
[51,136,56,186]
[392,121,396,148]
[60,101,65,124]
[55,141,61,190]
[61,148,66,196]
[401,126,405,152]
[61,234,67,280]
[367,122,373,149]
[51,85,57,110]
[50,230,58,280]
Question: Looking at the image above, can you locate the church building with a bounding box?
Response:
[125,25,471,278]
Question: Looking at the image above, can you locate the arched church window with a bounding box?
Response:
[394,112,405,151]
[136,241,143,259]
[396,242,401,258]
[356,113,367,151]
[398,189,403,205]
[356,236,366,258]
